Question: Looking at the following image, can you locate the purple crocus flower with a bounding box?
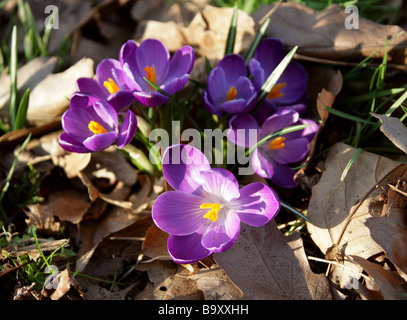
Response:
[58,93,137,153]
[152,144,280,263]
[202,54,257,116]
[120,39,195,107]
[249,38,308,110]
[228,109,318,188]
[76,57,136,113]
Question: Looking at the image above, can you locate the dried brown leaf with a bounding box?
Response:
[214,221,332,300]
[307,142,407,288]
[41,268,84,300]
[371,113,407,154]
[252,2,407,65]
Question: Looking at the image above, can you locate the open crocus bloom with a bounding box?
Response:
[152,144,280,263]
[202,54,257,116]
[76,58,136,113]
[120,39,195,107]
[249,37,308,108]
[58,93,137,153]
[228,109,318,188]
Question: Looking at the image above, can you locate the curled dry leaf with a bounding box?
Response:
[26,57,94,125]
[252,2,407,65]
[307,142,407,290]
[214,221,332,300]
[41,268,84,300]
[350,255,407,300]
[371,113,407,154]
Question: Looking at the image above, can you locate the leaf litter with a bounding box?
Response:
[1,0,407,301]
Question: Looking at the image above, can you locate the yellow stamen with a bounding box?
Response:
[226,86,237,101]
[88,121,107,134]
[268,137,286,150]
[266,82,287,100]
[144,65,157,89]
[201,203,222,223]
[103,78,120,94]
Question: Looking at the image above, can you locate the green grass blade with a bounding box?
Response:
[13,88,30,131]
[281,200,311,223]
[224,4,238,55]
[0,133,32,220]
[326,107,377,125]
[9,25,18,129]
[340,147,363,182]
[253,45,298,112]
[385,89,407,117]
[244,18,270,64]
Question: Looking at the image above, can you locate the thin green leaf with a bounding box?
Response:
[9,25,18,128]
[244,18,270,64]
[385,88,407,117]
[326,107,377,125]
[245,123,310,157]
[14,88,30,131]
[0,133,32,220]
[224,4,238,55]
[281,200,311,223]
[253,45,298,112]
[340,147,363,182]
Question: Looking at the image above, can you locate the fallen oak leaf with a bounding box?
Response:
[371,113,407,155]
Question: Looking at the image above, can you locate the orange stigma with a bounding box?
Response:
[266,82,286,99]
[103,78,120,94]
[226,86,237,101]
[268,137,286,150]
[144,65,157,89]
[88,121,107,134]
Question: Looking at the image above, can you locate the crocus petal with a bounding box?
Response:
[76,78,107,100]
[259,109,299,137]
[234,182,280,227]
[227,113,259,148]
[271,137,310,164]
[152,191,208,236]
[162,144,211,194]
[133,91,169,107]
[116,109,137,148]
[119,40,137,66]
[217,54,247,84]
[198,168,240,201]
[161,74,190,96]
[251,148,274,179]
[58,133,90,153]
[268,161,298,188]
[202,90,222,116]
[90,101,118,132]
[253,38,285,76]
[136,39,170,85]
[106,90,136,113]
[83,132,118,151]
[206,67,229,106]
[69,92,100,109]
[167,233,211,264]
[166,45,195,81]
[201,210,240,253]
[96,58,121,88]
[61,108,94,141]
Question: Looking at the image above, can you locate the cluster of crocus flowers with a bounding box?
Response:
[59,38,195,153]
[152,144,281,263]
[228,109,318,188]
[58,93,137,153]
[202,36,318,188]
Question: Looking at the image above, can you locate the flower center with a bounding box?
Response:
[144,65,157,89]
[200,203,222,223]
[103,78,120,94]
[88,120,107,134]
[266,82,287,99]
[226,86,237,101]
[268,137,286,150]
